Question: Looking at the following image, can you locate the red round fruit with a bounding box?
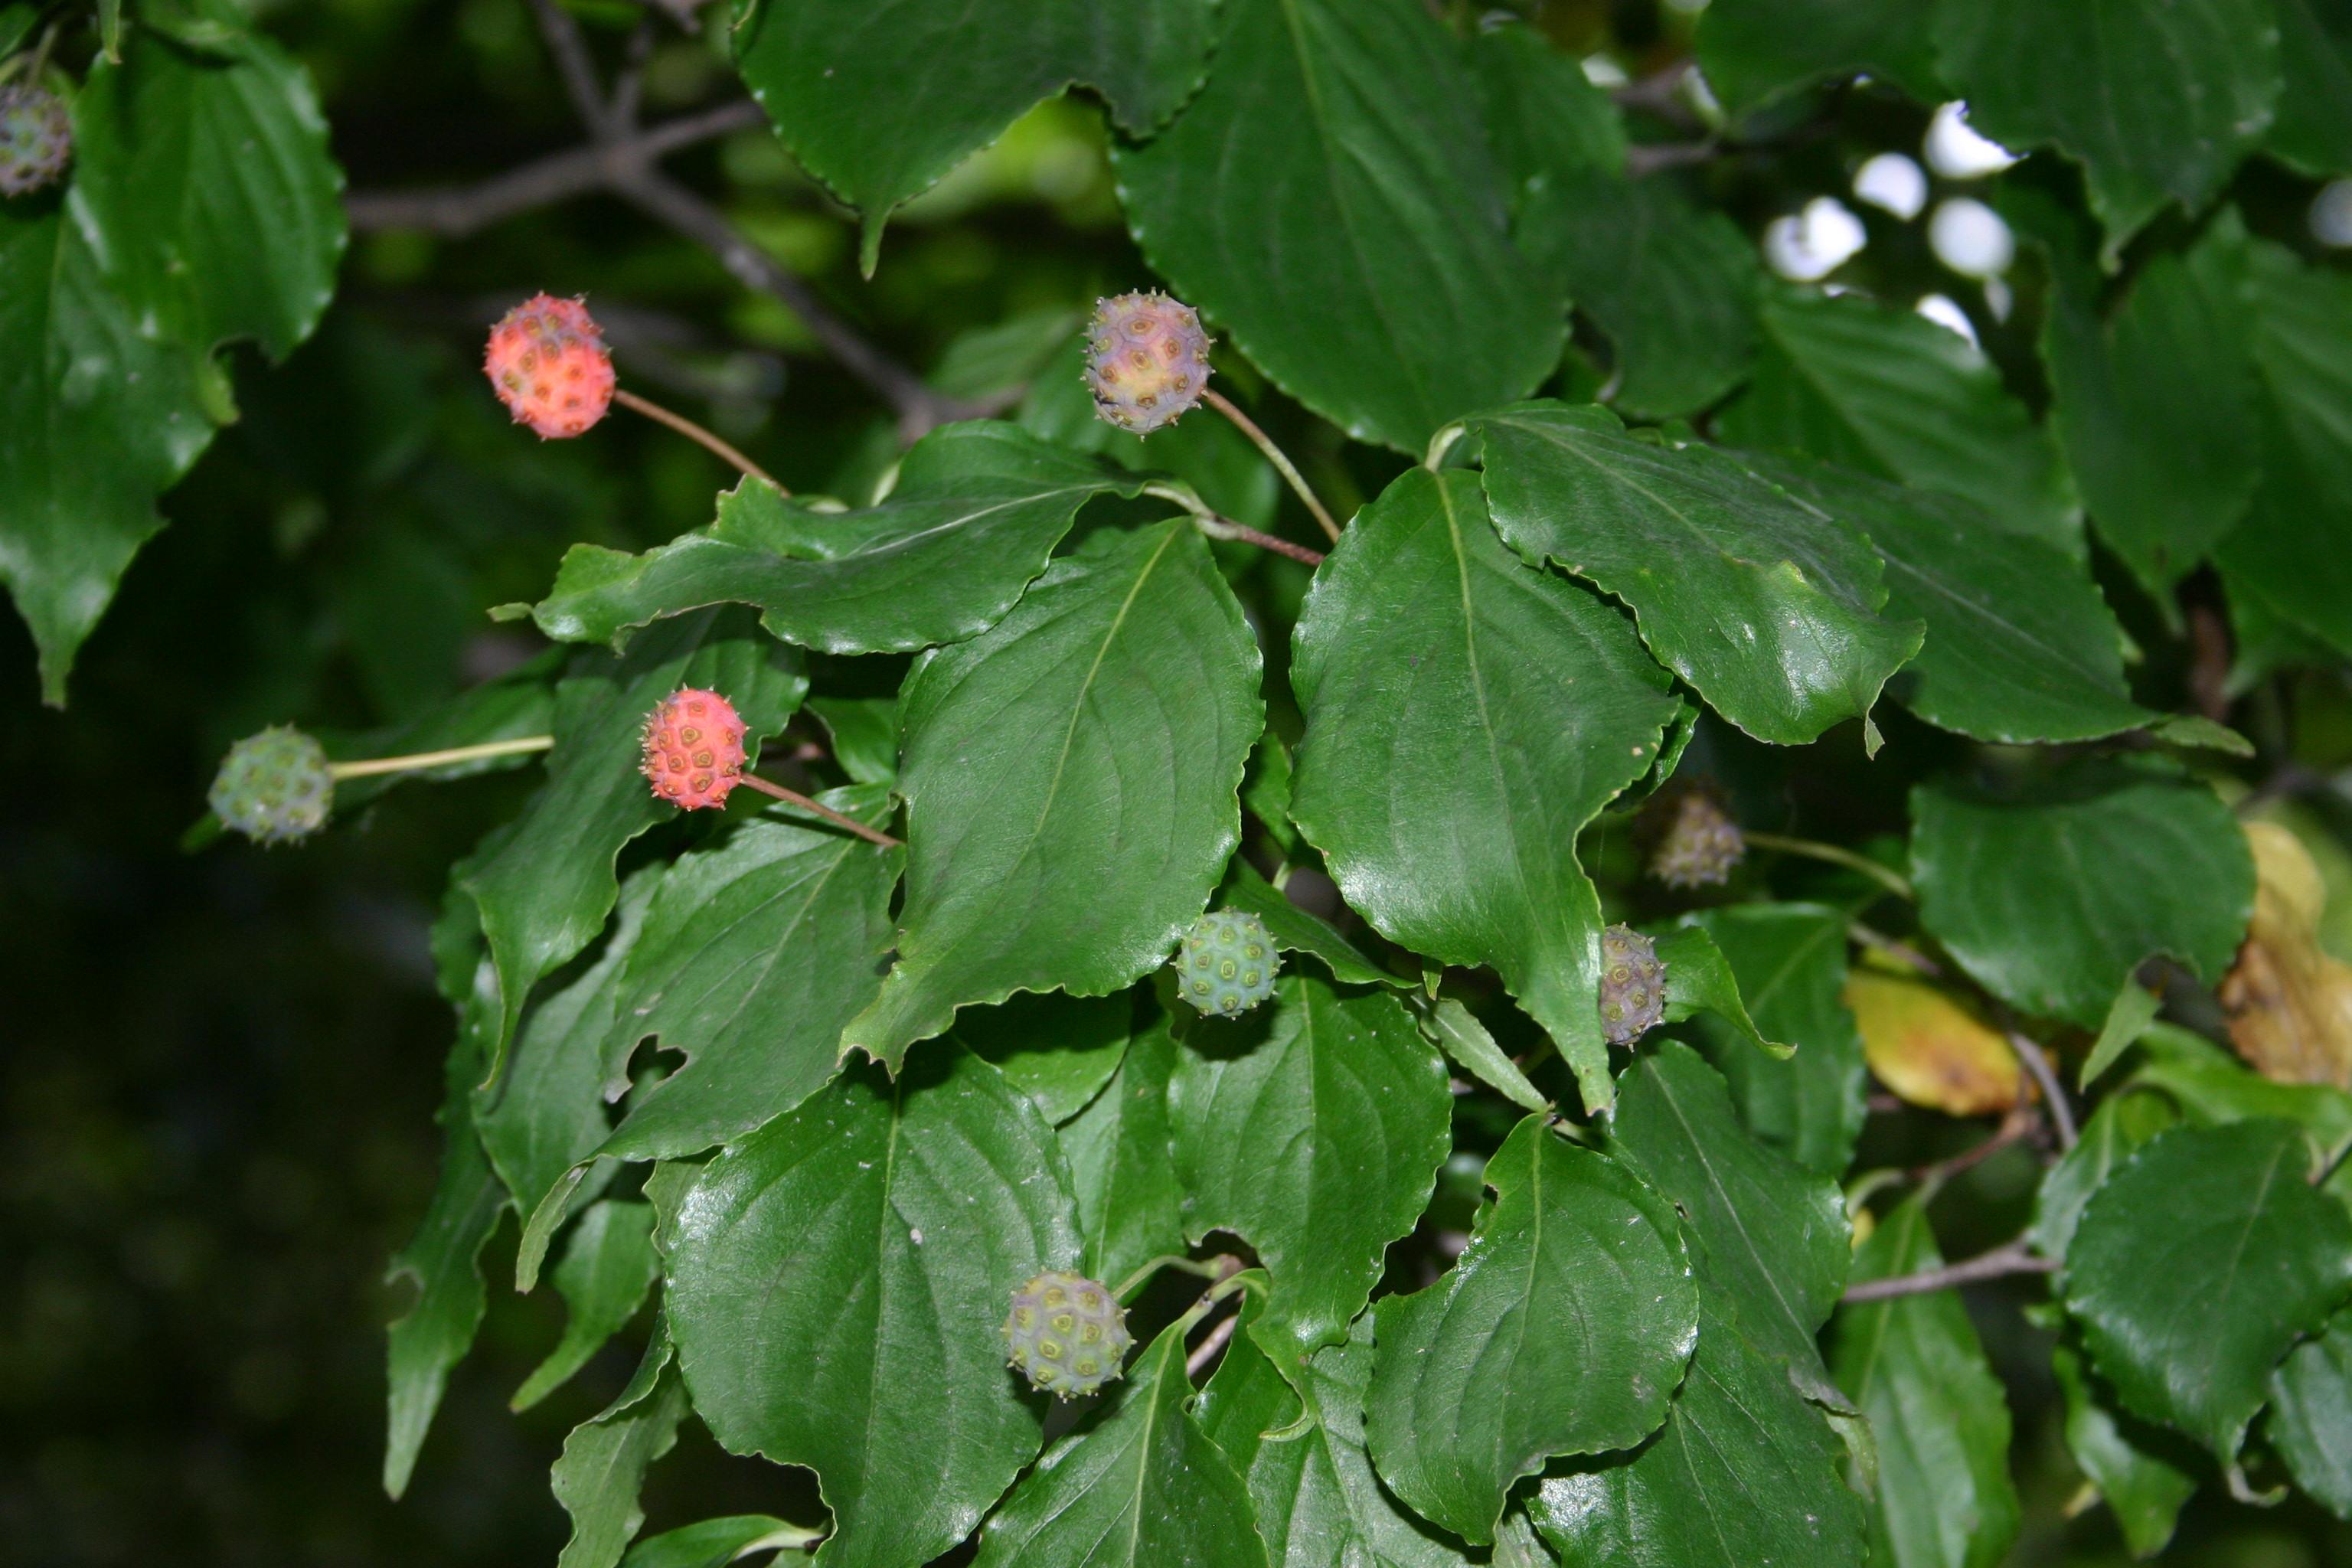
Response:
[639,688,748,811]
[483,292,616,439]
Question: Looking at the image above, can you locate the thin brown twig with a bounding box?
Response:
[1905,1106,2040,1187]
[737,773,903,848]
[614,170,978,436]
[1197,518,1325,567]
[612,387,784,488]
[1202,388,1342,544]
[2004,1029,2079,1151]
[1849,922,1945,978]
[1841,1240,2056,1304]
[1626,139,1720,176]
[526,0,614,136]
[1184,1308,1241,1380]
[345,101,765,237]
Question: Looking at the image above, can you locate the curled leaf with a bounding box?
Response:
[2220,822,2352,1090]
[1844,962,2021,1117]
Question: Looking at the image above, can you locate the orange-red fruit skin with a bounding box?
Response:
[484,292,616,439]
[639,688,748,812]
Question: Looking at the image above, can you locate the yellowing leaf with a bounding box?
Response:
[2219,822,2352,1090]
[1844,965,2021,1116]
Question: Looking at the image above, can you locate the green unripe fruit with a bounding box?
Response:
[1171,908,1280,1016]
[1003,1270,1130,1399]
[0,83,71,198]
[1645,782,1745,889]
[210,725,335,845]
[1598,923,1666,1045]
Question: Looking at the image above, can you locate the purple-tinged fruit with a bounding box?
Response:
[1084,290,1211,434]
[1599,924,1667,1045]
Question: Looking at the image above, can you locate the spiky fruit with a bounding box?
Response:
[1599,924,1667,1046]
[0,83,71,197]
[210,726,335,845]
[484,293,616,439]
[1645,783,1746,889]
[1172,908,1280,1017]
[1004,1270,1130,1400]
[639,688,747,811]
[1084,290,1211,434]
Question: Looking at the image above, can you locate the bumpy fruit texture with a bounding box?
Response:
[1172,908,1280,1016]
[210,726,335,845]
[1599,924,1667,1046]
[639,688,747,811]
[1084,291,1211,434]
[1645,785,1746,888]
[484,293,616,439]
[0,83,71,197]
[1003,1270,1130,1400]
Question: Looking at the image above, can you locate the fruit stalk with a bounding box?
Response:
[611,387,785,491]
[1202,388,1341,544]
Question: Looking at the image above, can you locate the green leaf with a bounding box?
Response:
[462,609,808,1068]
[1652,924,1790,1060]
[1516,172,1762,421]
[1171,975,1453,1357]
[2049,1328,2198,1559]
[1606,1042,1851,1405]
[1197,1298,1475,1568]
[957,991,1135,1125]
[70,1,345,359]
[1472,402,1919,749]
[0,203,217,704]
[1936,0,2280,260]
[735,0,1216,266]
[472,868,652,1264]
[1365,1118,1697,1544]
[2027,1089,2179,1263]
[1910,761,2253,1029]
[807,694,900,786]
[1679,903,1868,1178]
[664,1048,1080,1568]
[2128,1024,2352,1169]
[2215,240,2352,656]
[532,425,1152,654]
[2079,976,2167,1090]
[1416,995,1550,1114]
[841,521,1261,1070]
[552,1325,691,1568]
[384,1038,508,1499]
[1111,0,1563,451]
[1720,291,2079,557]
[1734,449,2154,744]
[325,650,564,812]
[596,788,901,1162]
[1289,466,1681,1112]
[621,1517,818,1568]
[1220,858,1393,988]
[1060,1008,1185,1288]
[970,1305,1267,1568]
[1830,1197,2021,1568]
[1694,0,1939,116]
[2269,1303,2352,1517]
[514,1200,661,1412]
[2042,209,2259,600]
[1467,21,1627,199]
[2064,1118,2352,1461]
[1528,1286,1867,1568]
[2267,0,2352,175]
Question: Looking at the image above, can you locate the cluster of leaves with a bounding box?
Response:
[21,0,2352,1563]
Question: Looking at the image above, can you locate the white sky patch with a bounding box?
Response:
[1926,102,2021,178]
[1915,293,1982,350]
[1929,198,2016,278]
[1763,196,1868,282]
[2311,180,2352,247]
[1853,152,1929,220]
